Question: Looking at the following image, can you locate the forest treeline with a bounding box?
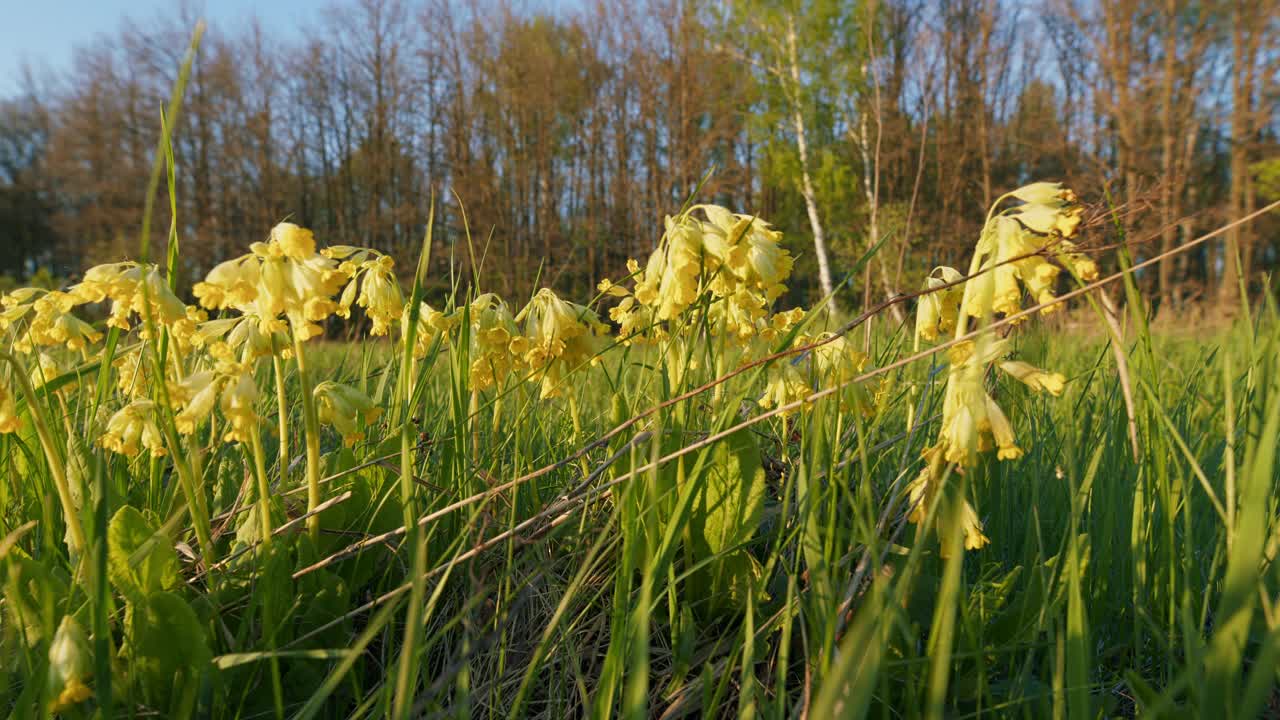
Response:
[0,0,1277,312]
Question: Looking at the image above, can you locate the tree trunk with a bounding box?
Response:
[786,15,838,315]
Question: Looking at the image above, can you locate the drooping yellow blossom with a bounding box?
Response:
[314,381,382,446]
[0,374,20,433]
[195,222,349,341]
[72,262,189,331]
[355,255,403,336]
[757,361,809,416]
[170,371,223,435]
[697,204,793,300]
[602,205,795,345]
[465,293,522,391]
[915,267,964,342]
[403,301,458,359]
[220,369,260,444]
[957,182,1092,321]
[29,353,65,392]
[635,214,704,321]
[513,288,608,399]
[99,399,167,458]
[47,616,93,713]
[940,339,1024,465]
[999,360,1067,396]
[330,249,403,336]
[905,446,990,558]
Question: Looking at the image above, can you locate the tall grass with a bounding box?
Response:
[1,30,1279,720]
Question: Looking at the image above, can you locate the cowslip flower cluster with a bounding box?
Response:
[908,182,1081,556]
[194,222,348,341]
[314,381,382,446]
[603,205,796,344]
[962,182,1096,322]
[511,288,609,399]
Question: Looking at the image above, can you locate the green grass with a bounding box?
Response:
[3,299,1280,718]
[2,28,1279,717]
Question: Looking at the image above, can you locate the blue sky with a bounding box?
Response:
[0,1,320,93]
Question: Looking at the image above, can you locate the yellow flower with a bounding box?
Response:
[757,361,809,416]
[272,222,316,258]
[596,278,629,298]
[314,381,382,446]
[915,266,964,342]
[940,500,991,558]
[71,263,186,331]
[636,215,704,321]
[404,301,458,359]
[514,288,608,398]
[220,370,260,444]
[355,254,403,336]
[199,222,348,342]
[29,353,64,392]
[99,399,167,458]
[1009,181,1076,207]
[194,256,261,311]
[940,337,1023,465]
[1000,360,1067,396]
[904,446,990,558]
[171,372,223,435]
[0,374,21,433]
[466,293,521,391]
[47,616,93,713]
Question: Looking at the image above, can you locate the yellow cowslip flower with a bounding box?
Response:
[697,204,793,300]
[403,301,457,359]
[72,263,187,331]
[1009,181,1077,208]
[958,183,1092,322]
[47,313,103,352]
[197,222,348,341]
[314,381,382,446]
[915,266,964,342]
[99,399,167,458]
[635,215,704,321]
[709,287,770,341]
[757,361,809,416]
[466,293,521,391]
[220,370,260,444]
[1014,201,1083,238]
[47,616,92,713]
[193,255,261,311]
[756,306,807,343]
[29,353,64,392]
[905,446,990,558]
[1000,360,1067,396]
[355,255,403,336]
[170,371,223,435]
[0,374,20,433]
[596,278,630,298]
[939,338,1024,465]
[514,288,608,399]
[111,350,153,398]
[609,295,659,345]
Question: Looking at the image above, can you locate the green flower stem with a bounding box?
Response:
[250,428,274,546]
[272,353,290,488]
[292,335,324,542]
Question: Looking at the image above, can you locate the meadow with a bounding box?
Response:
[2,47,1280,720]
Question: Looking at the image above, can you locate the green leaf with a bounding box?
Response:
[694,427,767,612]
[108,506,179,604]
[127,591,211,713]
